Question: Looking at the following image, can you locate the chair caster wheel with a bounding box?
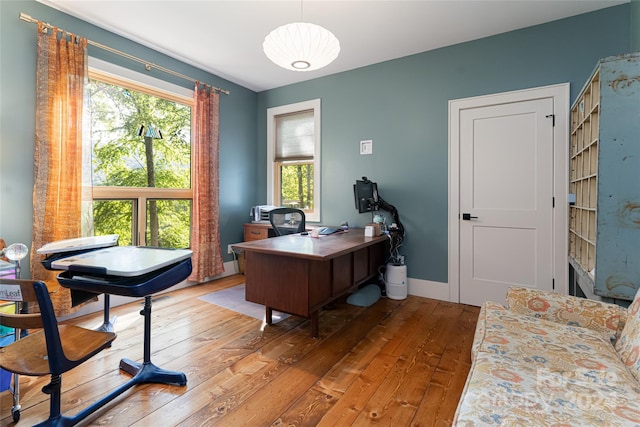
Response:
[12,408,20,422]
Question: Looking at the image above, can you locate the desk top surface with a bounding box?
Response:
[231,228,387,260]
[51,246,193,277]
[37,234,119,254]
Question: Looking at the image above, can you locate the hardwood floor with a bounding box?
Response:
[0,274,479,426]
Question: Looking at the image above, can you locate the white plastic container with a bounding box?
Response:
[385,263,407,300]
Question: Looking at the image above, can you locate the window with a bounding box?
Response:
[267,99,321,222]
[88,59,193,247]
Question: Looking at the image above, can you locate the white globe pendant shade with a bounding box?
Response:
[263,22,340,71]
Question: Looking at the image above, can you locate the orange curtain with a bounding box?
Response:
[30,22,88,315]
[189,83,224,281]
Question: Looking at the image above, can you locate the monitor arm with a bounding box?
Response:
[377,197,404,237]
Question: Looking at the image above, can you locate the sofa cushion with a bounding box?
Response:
[615,290,640,383]
[506,286,626,343]
[455,302,640,425]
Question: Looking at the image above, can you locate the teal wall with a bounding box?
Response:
[0,0,257,276]
[633,0,640,51]
[257,4,632,284]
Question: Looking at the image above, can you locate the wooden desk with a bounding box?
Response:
[232,229,387,337]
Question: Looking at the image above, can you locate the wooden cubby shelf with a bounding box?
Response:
[568,52,640,301]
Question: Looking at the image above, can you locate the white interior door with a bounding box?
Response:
[458,98,555,306]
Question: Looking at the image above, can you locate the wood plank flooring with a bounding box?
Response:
[0,274,479,426]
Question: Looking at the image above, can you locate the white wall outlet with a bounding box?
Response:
[360,139,373,155]
[227,244,234,254]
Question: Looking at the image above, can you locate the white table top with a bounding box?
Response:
[50,246,192,277]
[37,235,119,254]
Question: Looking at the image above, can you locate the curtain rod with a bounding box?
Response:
[19,12,230,95]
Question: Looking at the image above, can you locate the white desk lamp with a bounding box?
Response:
[4,243,28,279]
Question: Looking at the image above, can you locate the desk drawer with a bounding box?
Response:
[244,224,269,241]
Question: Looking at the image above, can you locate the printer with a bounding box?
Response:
[250,205,277,222]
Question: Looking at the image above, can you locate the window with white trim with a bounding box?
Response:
[88,58,193,247]
[267,99,321,222]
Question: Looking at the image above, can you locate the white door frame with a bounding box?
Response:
[448,83,570,303]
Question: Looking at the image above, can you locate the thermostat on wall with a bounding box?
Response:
[360,139,373,155]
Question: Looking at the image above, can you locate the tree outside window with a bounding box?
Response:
[88,75,192,248]
[279,162,313,209]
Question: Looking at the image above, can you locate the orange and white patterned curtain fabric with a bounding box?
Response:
[189,83,224,281]
[30,22,89,315]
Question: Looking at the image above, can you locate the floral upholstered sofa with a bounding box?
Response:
[453,286,640,426]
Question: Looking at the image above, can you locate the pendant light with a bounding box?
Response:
[263,1,340,72]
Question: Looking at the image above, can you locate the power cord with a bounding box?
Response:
[373,196,405,265]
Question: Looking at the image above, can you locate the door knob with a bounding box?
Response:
[462,213,478,221]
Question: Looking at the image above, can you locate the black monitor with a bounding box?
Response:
[354,177,379,213]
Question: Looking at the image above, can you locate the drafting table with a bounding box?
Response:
[42,244,192,425]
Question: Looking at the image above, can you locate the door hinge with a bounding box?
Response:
[546,114,555,126]
[552,197,555,208]
[552,278,555,290]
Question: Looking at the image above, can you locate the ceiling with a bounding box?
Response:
[38,0,626,92]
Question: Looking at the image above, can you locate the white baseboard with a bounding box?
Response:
[407,277,451,302]
[59,260,239,321]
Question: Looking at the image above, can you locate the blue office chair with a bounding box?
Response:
[269,208,306,236]
[0,279,116,426]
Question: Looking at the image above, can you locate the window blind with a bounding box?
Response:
[275,110,314,161]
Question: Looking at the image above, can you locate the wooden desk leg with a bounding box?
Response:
[265,307,273,325]
[310,310,320,338]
